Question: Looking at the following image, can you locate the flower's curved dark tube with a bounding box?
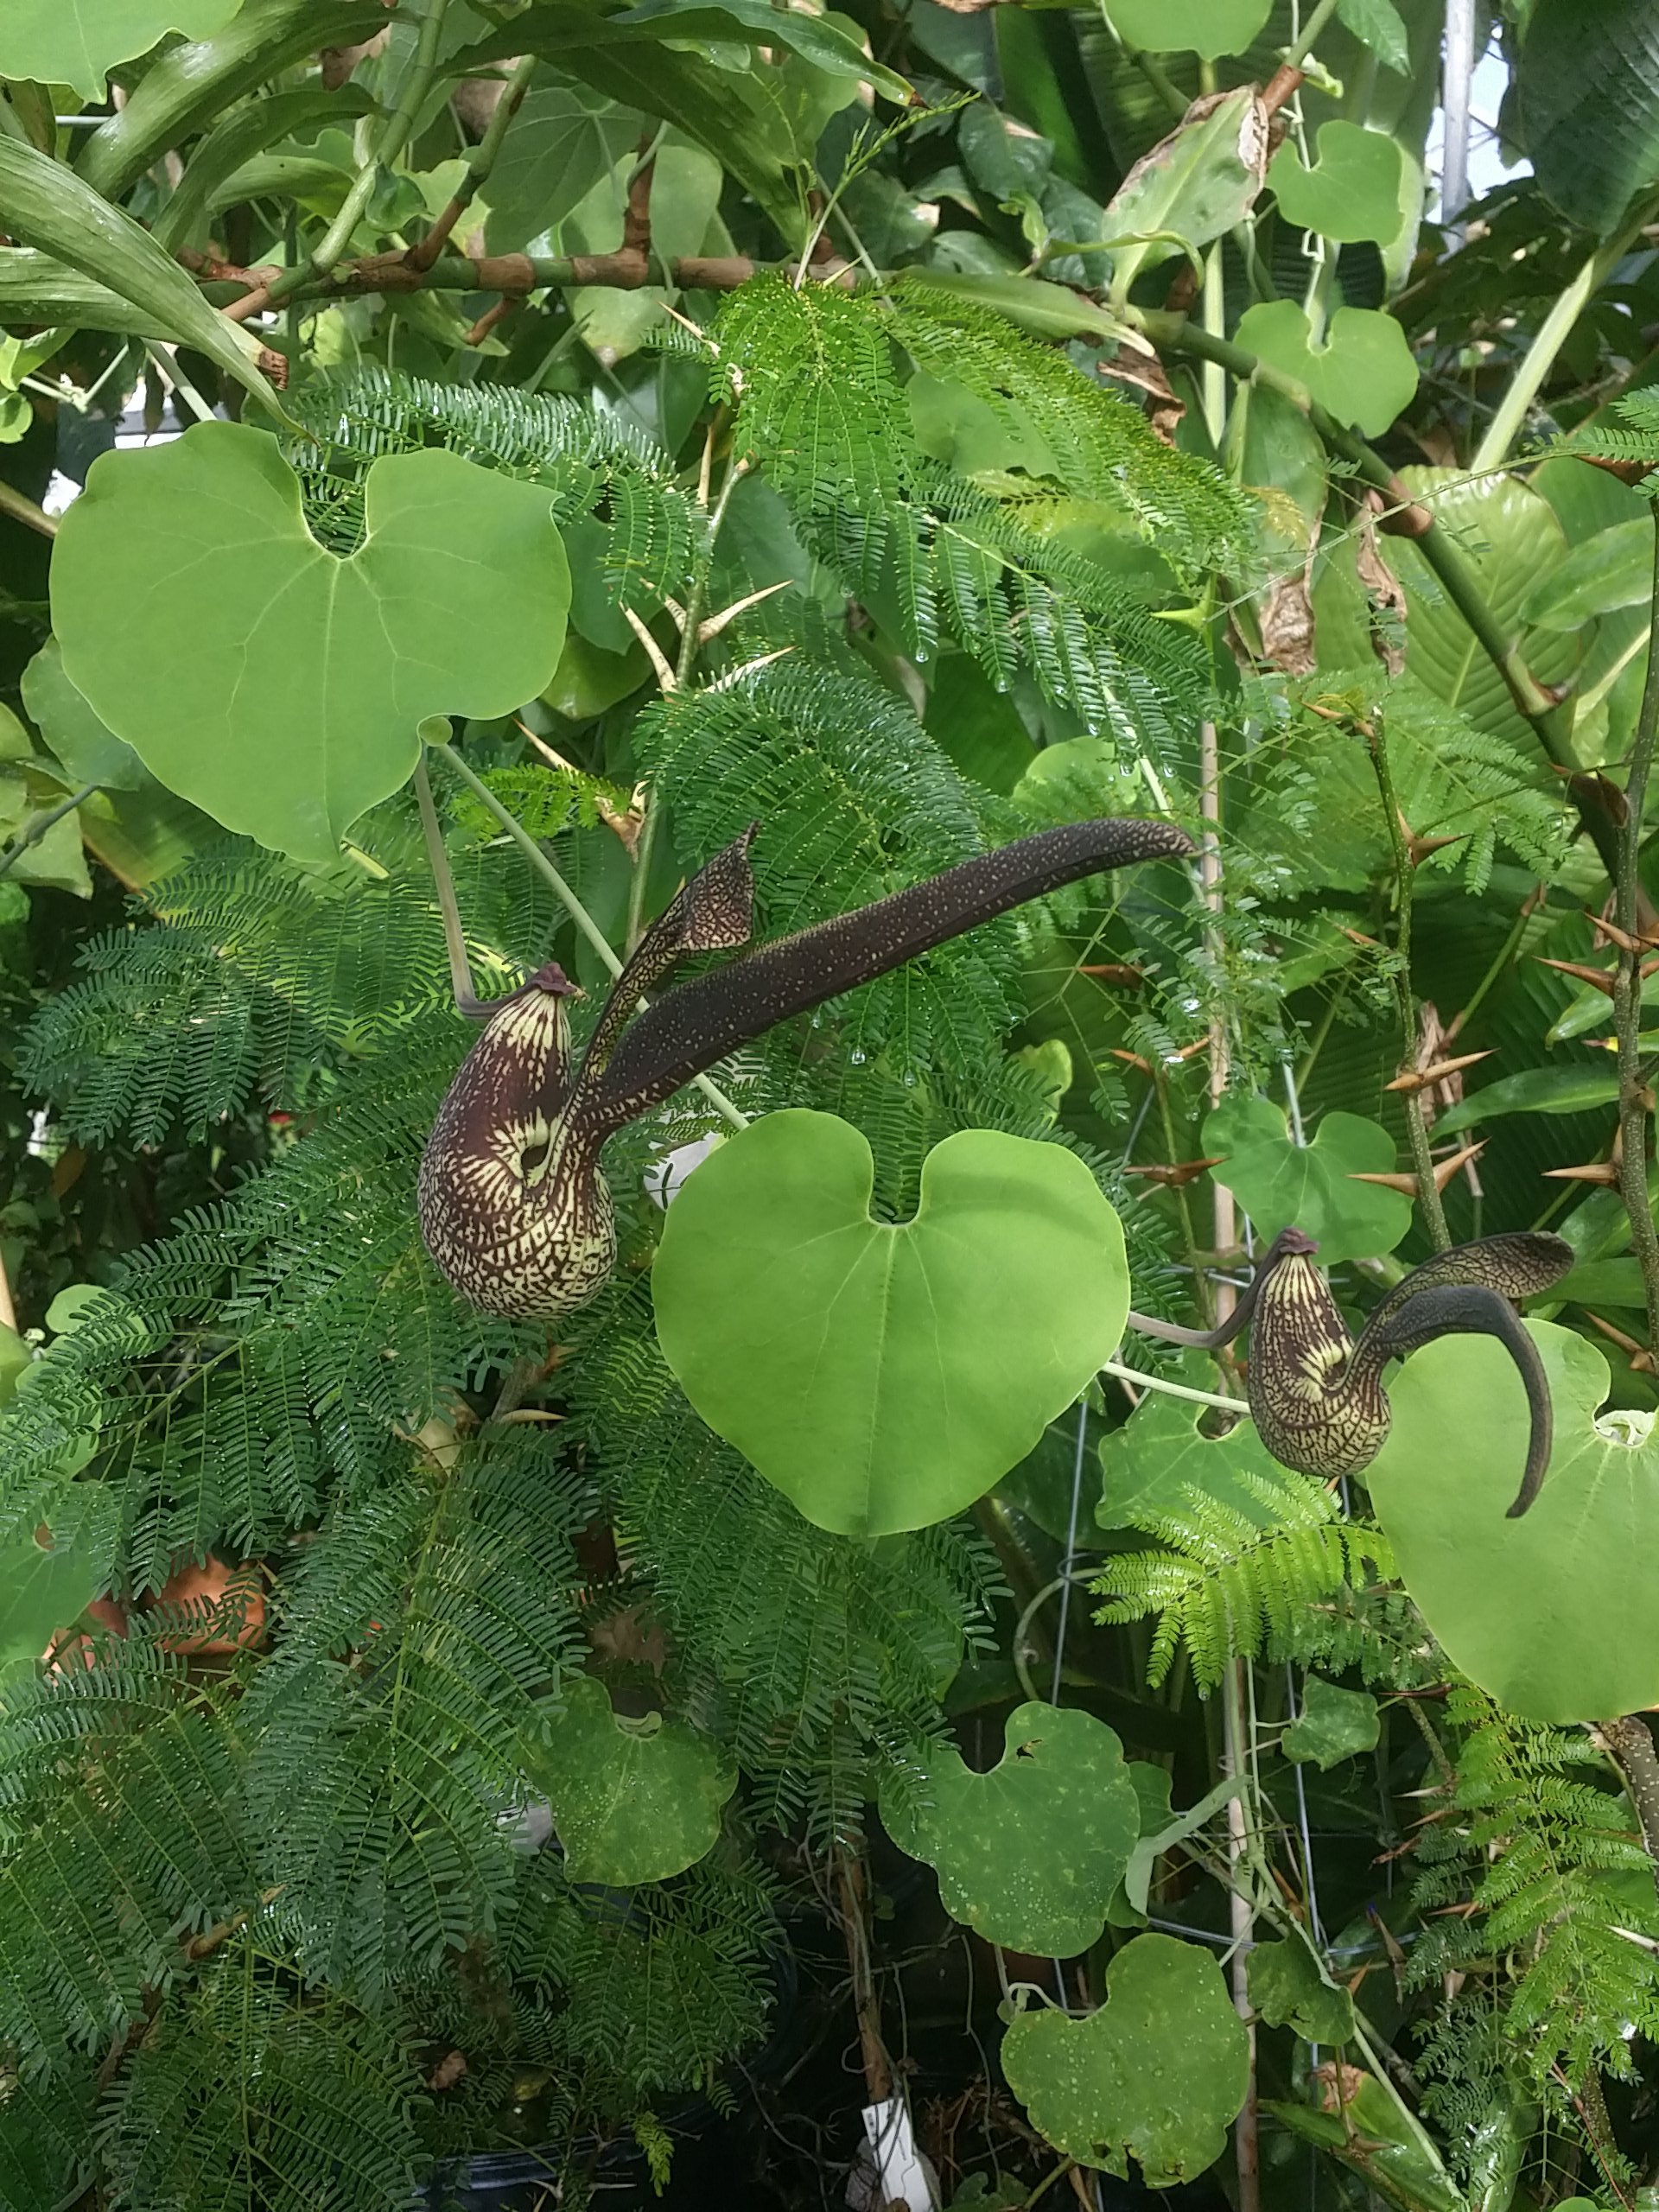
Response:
[420,815,1195,1321]
[1126,1228,1573,1516]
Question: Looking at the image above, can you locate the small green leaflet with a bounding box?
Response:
[52,423,571,864]
[1002,1934,1250,2181]
[1334,0,1409,74]
[653,1111,1129,1537]
[881,1704,1140,1957]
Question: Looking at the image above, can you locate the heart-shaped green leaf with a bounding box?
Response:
[1098,1392,1287,1531]
[1281,1677,1378,1769]
[1236,301,1418,439]
[881,1704,1140,1956]
[0,0,244,100]
[52,423,570,863]
[1002,1933,1250,2181]
[486,85,644,251]
[653,1110,1129,1537]
[1367,1324,1659,1723]
[1268,122,1405,245]
[1102,0,1271,59]
[1201,1096,1412,1262]
[1248,1938,1355,2045]
[526,1675,735,1886]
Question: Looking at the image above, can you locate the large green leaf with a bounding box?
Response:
[1200,1096,1412,1262]
[1381,470,1578,753]
[1103,85,1268,295]
[0,139,276,418]
[1368,1324,1659,1723]
[150,82,378,256]
[74,0,387,200]
[1517,0,1659,234]
[1101,0,1271,59]
[1097,1392,1286,1530]
[0,0,243,99]
[1267,121,1405,245]
[653,1111,1130,1538]
[881,1704,1140,1957]
[20,640,142,792]
[525,1676,735,1885]
[1002,1934,1250,2180]
[1520,516,1654,630]
[616,0,910,98]
[0,1485,118,1676]
[1236,301,1417,438]
[485,84,643,251]
[52,423,570,863]
[1432,1065,1620,1137]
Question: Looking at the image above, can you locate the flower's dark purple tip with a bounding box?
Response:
[1280,1226,1319,1256]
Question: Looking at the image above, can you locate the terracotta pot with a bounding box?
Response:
[151,1556,267,1655]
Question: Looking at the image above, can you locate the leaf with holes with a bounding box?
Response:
[0,0,245,99]
[881,1704,1140,1957]
[1003,1933,1250,2180]
[525,1676,735,1885]
[1236,302,1418,439]
[653,1111,1129,1537]
[1201,1096,1412,1263]
[51,422,570,864]
[1281,1677,1379,1769]
[1368,1323,1659,1723]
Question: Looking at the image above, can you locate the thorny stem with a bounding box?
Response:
[428,741,747,1131]
[1368,714,1451,1249]
[0,783,97,880]
[1131,309,1628,887]
[1612,507,1659,1350]
[625,451,750,952]
[835,1847,893,2107]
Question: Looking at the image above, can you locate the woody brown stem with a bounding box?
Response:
[1596,1714,1659,1897]
[836,1846,893,2106]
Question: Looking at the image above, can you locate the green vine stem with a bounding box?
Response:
[1101,1359,1249,1414]
[259,0,455,312]
[1612,508,1659,1351]
[0,782,96,880]
[405,52,537,274]
[426,741,748,1132]
[1366,711,1451,1249]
